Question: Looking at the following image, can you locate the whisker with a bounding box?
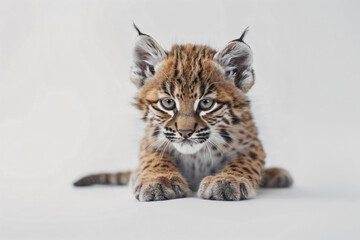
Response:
[205,142,214,168]
[154,138,167,153]
[153,139,168,164]
[212,134,232,148]
[145,137,165,150]
[159,140,170,161]
[208,139,224,154]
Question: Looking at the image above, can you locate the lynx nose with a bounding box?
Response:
[178,129,194,138]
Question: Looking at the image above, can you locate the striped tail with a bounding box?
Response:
[73,171,131,187]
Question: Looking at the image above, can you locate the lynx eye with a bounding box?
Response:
[199,99,214,110]
[160,99,176,110]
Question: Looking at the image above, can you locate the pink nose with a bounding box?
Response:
[178,129,193,138]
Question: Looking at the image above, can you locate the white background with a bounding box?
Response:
[1,0,360,239]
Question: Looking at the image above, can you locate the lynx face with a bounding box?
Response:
[131,27,255,155]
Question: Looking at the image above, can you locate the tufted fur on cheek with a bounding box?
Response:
[130,26,167,88]
[214,29,255,93]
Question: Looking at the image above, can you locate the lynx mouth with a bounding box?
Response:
[180,139,192,145]
[173,141,204,155]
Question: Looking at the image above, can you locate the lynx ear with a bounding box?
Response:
[214,28,255,92]
[130,24,167,88]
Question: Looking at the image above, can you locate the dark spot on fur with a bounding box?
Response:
[236,159,245,164]
[251,167,260,176]
[249,152,257,160]
[223,118,230,125]
[232,117,240,124]
[152,127,160,137]
[220,129,232,143]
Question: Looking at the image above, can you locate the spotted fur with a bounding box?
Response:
[74,26,293,201]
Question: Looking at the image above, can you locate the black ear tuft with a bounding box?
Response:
[231,26,250,43]
[132,22,150,37]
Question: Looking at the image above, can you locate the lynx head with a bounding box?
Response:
[131,25,255,155]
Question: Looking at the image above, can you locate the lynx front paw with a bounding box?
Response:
[198,175,255,201]
[133,175,190,202]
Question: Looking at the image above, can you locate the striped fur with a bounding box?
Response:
[74,172,131,186]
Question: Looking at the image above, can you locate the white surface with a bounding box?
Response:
[1,0,360,239]
[2,180,360,240]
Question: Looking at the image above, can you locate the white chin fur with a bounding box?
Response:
[173,142,203,154]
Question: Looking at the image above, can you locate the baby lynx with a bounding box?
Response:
[74,25,293,201]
